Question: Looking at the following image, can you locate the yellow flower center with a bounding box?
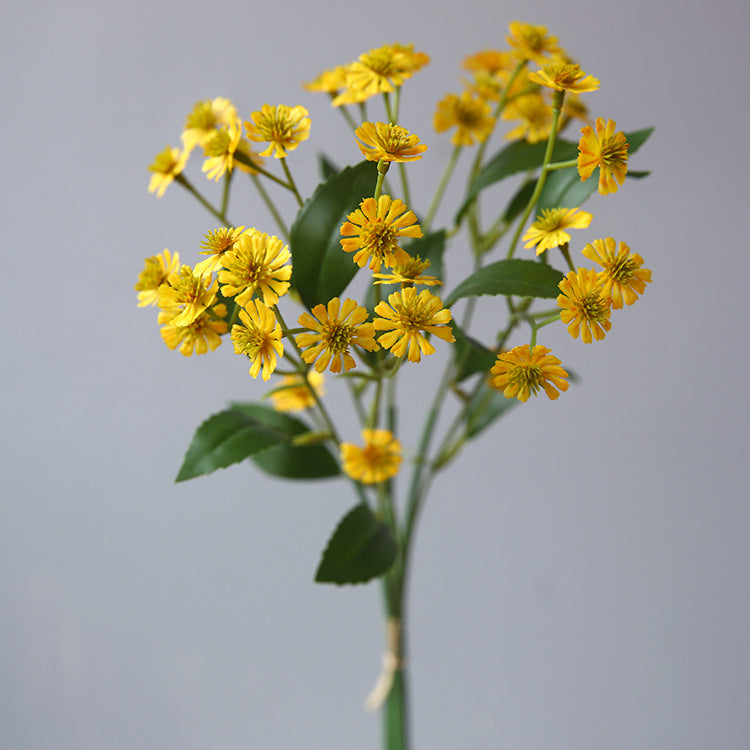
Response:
[135,258,166,291]
[510,363,543,393]
[323,322,355,355]
[204,129,231,157]
[362,221,397,259]
[457,104,484,127]
[580,289,610,322]
[606,255,638,283]
[600,136,628,168]
[185,103,217,131]
[536,208,567,231]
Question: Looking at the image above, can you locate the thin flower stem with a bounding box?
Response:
[337,103,360,131]
[280,157,304,207]
[250,174,289,241]
[505,95,565,260]
[233,151,290,189]
[221,170,233,216]
[397,162,412,208]
[558,243,576,272]
[423,144,462,233]
[546,158,578,171]
[175,175,230,224]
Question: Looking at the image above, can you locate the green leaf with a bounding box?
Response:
[175,408,287,482]
[290,160,378,309]
[464,381,518,439]
[456,138,578,224]
[451,322,497,383]
[315,503,397,585]
[231,403,341,479]
[445,259,564,308]
[537,127,654,211]
[318,153,339,181]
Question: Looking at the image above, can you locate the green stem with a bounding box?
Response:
[280,157,304,207]
[175,175,230,224]
[505,92,565,260]
[250,174,289,241]
[423,144,461,233]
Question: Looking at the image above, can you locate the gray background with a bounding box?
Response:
[3,0,748,748]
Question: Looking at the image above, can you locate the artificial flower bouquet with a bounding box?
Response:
[137,22,652,749]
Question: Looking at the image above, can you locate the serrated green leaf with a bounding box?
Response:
[464,381,518,439]
[175,408,287,482]
[290,160,378,309]
[315,503,397,585]
[445,259,564,308]
[231,403,341,479]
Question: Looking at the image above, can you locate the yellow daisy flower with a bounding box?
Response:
[355,122,427,163]
[135,249,180,307]
[502,93,555,144]
[340,429,403,484]
[372,256,442,287]
[244,104,310,158]
[490,345,569,402]
[527,63,600,94]
[230,299,284,381]
[295,297,379,374]
[201,119,262,181]
[340,196,422,272]
[462,49,516,78]
[158,265,220,327]
[506,21,563,65]
[333,43,429,106]
[217,230,292,307]
[181,97,238,154]
[522,207,593,255]
[269,371,325,412]
[433,92,495,146]
[147,146,188,198]
[557,267,612,343]
[158,303,228,357]
[373,288,455,363]
[304,65,349,95]
[194,226,247,279]
[578,117,629,196]
[581,238,652,309]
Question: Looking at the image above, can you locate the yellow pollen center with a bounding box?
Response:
[324,322,353,354]
[581,291,609,321]
[608,256,637,282]
[363,222,396,257]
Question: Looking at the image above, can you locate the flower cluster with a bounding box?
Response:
[138,22,652,492]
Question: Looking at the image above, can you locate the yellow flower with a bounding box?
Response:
[269,371,325,412]
[581,238,652,309]
[332,43,429,106]
[490,345,569,402]
[522,207,593,255]
[340,196,422,272]
[578,117,629,195]
[372,256,442,287]
[295,297,379,374]
[194,226,247,279]
[230,299,284,381]
[506,21,563,65]
[527,63,600,93]
[462,49,516,77]
[373,288,455,363]
[135,249,180,307]
[340,429,402,484]
[181,97,238,154]
[557,267,612,343]
[433,92,495,146]
[502,93,555,143]
[304,66,349,95]
[355,122,427,163]
[158,265,220,327]
[244,104,310,158]
[147,146,188,198]
[202,119,262,181]
[158,303,228,357]
[217,229,292,307]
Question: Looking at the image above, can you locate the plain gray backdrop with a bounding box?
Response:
[3,0,748,748]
